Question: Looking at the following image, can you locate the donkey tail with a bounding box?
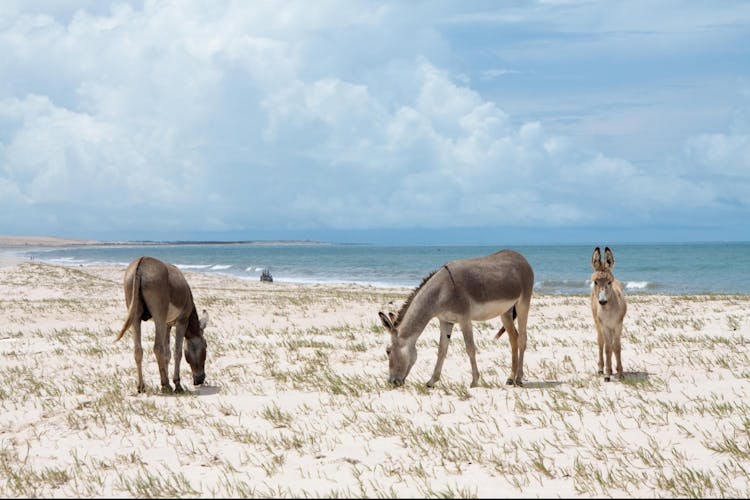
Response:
[115,257,144,343]
[494,305,518,340]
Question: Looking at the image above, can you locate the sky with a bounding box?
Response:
[1,0,749,244]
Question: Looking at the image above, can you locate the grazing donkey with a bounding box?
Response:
[590,246,627,381]
[116,256,208,393]
[378,249,534,388]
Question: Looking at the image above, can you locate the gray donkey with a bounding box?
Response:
[590,246,627,381]
[116,256,208,393]
[378,249,534,388]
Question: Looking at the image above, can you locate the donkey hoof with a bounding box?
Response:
[137,383,146,394]
[174,384,184,394]
[604,376,611,382]
[506,378,515,386]
[426,381,436,389]
[597,370,604,375]
[161,384,174,394]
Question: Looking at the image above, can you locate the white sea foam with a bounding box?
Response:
[210,264,232,270]
[177,264,213,270]
[244,275,402,288]
[625,281,650,290]
[534,279,591,291]
[47,257,88,265]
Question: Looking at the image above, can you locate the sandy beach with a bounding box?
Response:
[1,251,749,497]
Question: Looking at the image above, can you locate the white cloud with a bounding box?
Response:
[0,1,748,239]
[686,133,750,177]
[681,95,750,213]
[479,68,521,81]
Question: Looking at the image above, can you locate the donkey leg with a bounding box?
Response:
[172,323,186,393]
[500,311,518,385]
[614,326,624,379]
[514,302,530,387]
[153,322,172,393]
[427,321,453,388]
[132,321,145,393]
[460,321,480,387]
[596,322,605,375]
[603,329,613,382]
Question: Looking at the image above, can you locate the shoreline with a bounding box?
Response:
[5,253,750,297]
[7,257,750,297]
[4,236,750,295]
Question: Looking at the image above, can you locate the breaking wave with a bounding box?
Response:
[625,281,651,290]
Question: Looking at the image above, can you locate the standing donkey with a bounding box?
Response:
[116,256,209,393]
[378,249,534,388]
[590,246,627,381]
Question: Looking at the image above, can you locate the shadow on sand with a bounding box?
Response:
[520,380,563,389]
[621,371,650,381]
[191,384,222,396]
[153,384,222,397]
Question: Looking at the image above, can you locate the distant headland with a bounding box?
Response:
[0,236,331,248]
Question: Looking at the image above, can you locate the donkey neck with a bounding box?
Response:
[396,276,444,341]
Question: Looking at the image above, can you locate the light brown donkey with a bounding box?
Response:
[378,249,534,388]
[116,256,209,393]
[590,246,627,381]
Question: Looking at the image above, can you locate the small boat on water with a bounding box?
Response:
[260,268,273,283]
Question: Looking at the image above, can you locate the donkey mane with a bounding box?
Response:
[395,268,439,326]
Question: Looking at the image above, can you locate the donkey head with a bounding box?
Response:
[378,311,417,386]
[591,247,616,305]
[184,310,209,386]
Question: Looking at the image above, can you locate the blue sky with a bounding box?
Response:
[1,1,749,244]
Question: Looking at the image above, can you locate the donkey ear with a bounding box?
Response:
[388,311,396,324]
[604,247,615,270]
[378,311,394,330]
[199,309,209,330]
[591,247,602,271]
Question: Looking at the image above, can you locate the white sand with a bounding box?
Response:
[0,256,749,497]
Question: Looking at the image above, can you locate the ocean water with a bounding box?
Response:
[18,242,750,295]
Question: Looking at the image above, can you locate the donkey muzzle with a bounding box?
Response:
[598,290,608,305]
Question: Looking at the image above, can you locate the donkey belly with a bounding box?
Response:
[438,298,517,323]
[438,299,517,323]
[470,299,517,321]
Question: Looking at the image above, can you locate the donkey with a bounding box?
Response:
[116,256,208,393]
[378,249,534,388]
[590,246,627,381]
